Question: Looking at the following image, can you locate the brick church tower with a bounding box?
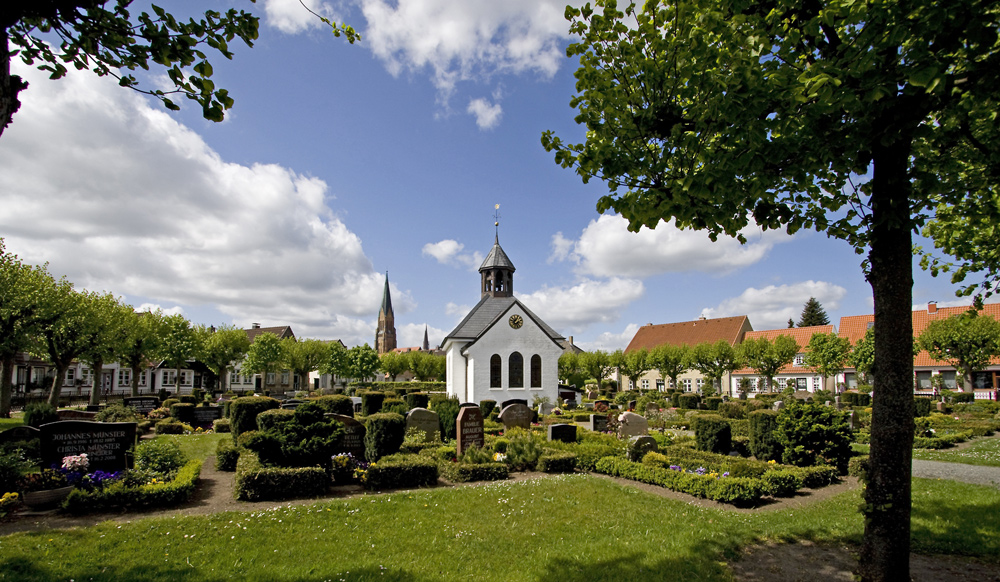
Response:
[375,273,397,354]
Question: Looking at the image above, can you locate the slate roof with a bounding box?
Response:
[444,295,562,347]
[839,302,1000,367]
[733,325,835,374]
[245,325,295,342]
[379,274,393,316]
[479,236,516,272]
[625,315,752,353]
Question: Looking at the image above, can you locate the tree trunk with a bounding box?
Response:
[174,365,181,394]
[0,353,14,418]
[48,363,69,407]
[0,28,29,138]
[89,357,103,406]
[960,365,973,392]
[130,364,141,397]
[858,136,915,582]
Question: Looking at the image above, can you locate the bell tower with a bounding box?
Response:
[375,273,397,354]
[479,205,515,299]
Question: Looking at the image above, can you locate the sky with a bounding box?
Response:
[0,0,977,352]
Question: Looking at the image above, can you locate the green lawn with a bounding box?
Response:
[0,474,996,581]
[912,437,1000,467]
[156,433,227,462]
[0,418,24,431]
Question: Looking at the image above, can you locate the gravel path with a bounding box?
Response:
[912,459,1000,489]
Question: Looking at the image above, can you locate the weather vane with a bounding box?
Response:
[493,203,501,237]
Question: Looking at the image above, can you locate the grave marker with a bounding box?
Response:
[329,414,367,458]
[39,421,136,472]
[191,406,223,426]
[123,397,160,415]
[618,411,648,438]
[548,423,577,443]
[627,435,658,461]
[498,403,533,430]
[405,408,441,442]
[500,399,528,410]
[456,406,484,455]
[588,414,608,433]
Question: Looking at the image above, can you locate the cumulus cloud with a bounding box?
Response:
[422,240,484,271]
[576,323,641,353]
[445,302,472,318]
[359,0,576,102]
[551,214,792,278]
[264,0,340,34]
[467,97,502,129]
[0,62,395,347]
[700,281,848,331]
[135,303,185,317]
[516,278,644,334]
[397,322,447,349]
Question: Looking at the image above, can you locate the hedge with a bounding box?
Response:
[440,462,508,483]
[406,393,429,411]
[234,451,328,501]
[216,439,240,471]
[154,419,193,435]
[479,399,497,417]
[363,454,439,490]
[229,396,280,443]
[748,410,782,462]
[704,397,723,411]
[694,414,731,454]
[914,397,933,417]
[314,395,355,416]
[594,457,763,505]
[212,418,231,433]
[256,408,295,431]
[364,413,407,462]
[717,402,746,419]
[63,459,202,514]
[361,392,386,416]
[677,394,701,409]
[170,402,195,423]
[537,451,577,473]
[761,470,803,497]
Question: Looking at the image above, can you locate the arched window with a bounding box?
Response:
[509,352,524,388]
[490,354,502,388]
[530,355,541,388]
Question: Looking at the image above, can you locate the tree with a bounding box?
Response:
[159,313,201,393]
[34,282,102,406]
[242,332,284,391]
[850,328,876,387]
[787,319,795,329]
[557,351,580,384]
[649,344,688,391]
[378,350,409,382]
[408,350,445,382]
[617,349,651,390]
[542,2,1000,577]
[918,310,1000,391]
[685,340,740,395]
[319,341,349,387]
[797,298,831,327]
[345,344,380,382]
[0,240,53,416]
[119,308,165,397]
[737,336,799,394]
[578,350,612,385]
[283,337,329,390]
[201,324,251,394]
[804,332,852,393]
[78,293,131,406]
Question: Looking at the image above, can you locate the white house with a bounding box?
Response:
[443,235,564,404]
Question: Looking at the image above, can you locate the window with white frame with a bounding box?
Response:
[180,371,191,386]
[682,379,691,391]
[281,372,290,385]
[65,368,75,382]
[81,368,92,384]
[697,378,705,390]
[267,372,276,384]
[794,355,804,367]
[641,379,649,390]
[231,371,239,384]
[778,378,787,388]
[163,370,174,385]
[118,369,131,387]
[812,377,822,391]
[656,379,664,391]
[138,371,146,386]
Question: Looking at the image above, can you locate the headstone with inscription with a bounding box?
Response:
[0,425,40,445]
[586,390,600,400]
[627,435,658,461]
[617,411,649,438]
[588,414,609,433]
[405,408,441,442]
[646,403,659,415]
[500,399,528,410]
[329,414,366,458]
[191,406,223,427]
[547,423,576,443]
[39,421,136,472]
[498,403,533,430]
[123,397,160,415]
[456,406,484,455]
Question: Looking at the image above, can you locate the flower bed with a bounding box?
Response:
[63,459,202,514]
[594,456,764,505]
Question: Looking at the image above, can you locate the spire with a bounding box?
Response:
[422,325,430,351]
[479,211,516,298]
[375,272,396,354]
[379,272,392,317]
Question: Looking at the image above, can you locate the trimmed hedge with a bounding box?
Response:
[364,412,406,462]
[314,395,354,416]
[216,439,240,471]
[363,454,438,490]
[170,402,195,423]
[537,451,577,473]
[229,396,280,443]
[761,469,803,497]
[694,414,731,454]
[717,402,746,419]
[361,392,386,416]
[678,394,701,409]
[382,398,408,415]
[405,393,429,411]
[848,455,869,480]
[704,397,723,411]
[914,397,933,417]
[234,451,328,501]
[154,419,193,434]
[748,410,782,462]
[594,457,763,505]
[257,408,295,431]
[63,459,202,514]
[479,399,497,417]
[212,418,231,433]
[441,462,508,483]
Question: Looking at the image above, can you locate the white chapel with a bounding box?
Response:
[443,234,565,404]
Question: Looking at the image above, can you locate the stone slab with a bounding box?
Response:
[618,411,648,438]
[456,406,484,455]
[329,413,367,459]
[547,423,576,443]
[405,408,440,442]
[498,403,533,430]
[39,421,136,472]
[123,397,160,415]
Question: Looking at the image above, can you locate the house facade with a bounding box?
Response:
[729,325,837,396]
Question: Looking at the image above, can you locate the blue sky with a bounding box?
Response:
[0,0,973,351]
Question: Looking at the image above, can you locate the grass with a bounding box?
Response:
[912,437,1000,467]
[155,433,227,463]
[0,474,996,581]
[0,418,24,431]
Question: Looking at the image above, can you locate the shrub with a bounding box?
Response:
[678,394,700,409]
[441,462,508,483]
[256,408,295,431]
[364,413,407,463]
[790,464,838,488]
[914,397,933,417]
[479,399,497,417]
[594,457,763,505]
[694,414,731,454]
[537,451,577,473]
[314,395,354,416]
[154,419,193,435]
[95,402,139,423]
[229,396,280,443]
[147,407,170,420]
[709,477,765,505]
[162,398,180,410]
[0,451,31,494]
[361,391,386,416]
[169,402,195,423]
[728,419,750,438]
[135,439,188,478]
[717,402,746,419]
[704,397,723,411]
[382,398,408,415]
[179,395,198,404]
[848,456,869,481]
[761,469,803,497]
[23,402,59,428]
[748,410,783,462]
[216,439,240,471]
[212,418,231,433]
[504,428,544,471]
[433,397,461,441]
[406,393,429,410]
[775,403,853,473]
[363,453,438,490]
[63,459,201,514]
[234,451,328,501]
[570,443,621,471]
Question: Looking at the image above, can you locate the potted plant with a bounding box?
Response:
[19,469,72,509]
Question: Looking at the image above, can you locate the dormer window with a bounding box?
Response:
[794,355,804,366]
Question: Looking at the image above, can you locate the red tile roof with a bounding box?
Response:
[625,316,752,353]
[733,325,835,374]
[838,302,1000,367]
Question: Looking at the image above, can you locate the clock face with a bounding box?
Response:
[509,314,523,329]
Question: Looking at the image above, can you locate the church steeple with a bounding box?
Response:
[479,233,515,298]
[375,272,397,354]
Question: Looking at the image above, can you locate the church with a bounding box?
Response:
[443,234,565,404]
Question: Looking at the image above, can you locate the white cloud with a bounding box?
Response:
[0,62,390,347]
[445,302,472,318]
[467,97,502,130]
[135,303,185,317]
[700,281,848,331]
[551,214,792,278]
[516,277,644,334]
[422,240,484,271]
[577,324,641,353]
[359,0,576,102]
[397,322,447,349]
[264,0,338,34]
[912,299,973,312]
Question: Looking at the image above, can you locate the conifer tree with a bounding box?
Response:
[797,298,830,327]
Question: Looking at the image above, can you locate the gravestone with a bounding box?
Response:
[39,421,136,472]
[123,397,160,415]
[57,410,97,420]
[498,403,533,430]
[548,423,576,443]
[627,435,658,461]
[825,400,833,407]
[329,414,366,458]
[281,401,303,410]
[588,414,608,433]
[646,403,659,415]
[627,400,637,411]
[773,400,784,411]
[584,402,594,410]
[456,406,484,455]
[538,402,555,416]
[0,425,41,445]
[460,402,480,409]
[191,406,223,426]
[405,408,440,442]
[847,410,857,430]
[937,401,947,413]
[586,390,600,400]
[500,399,528,410]
[618,411,649,438]
[350,397,362,414]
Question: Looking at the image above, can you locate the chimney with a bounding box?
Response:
[568,336,574,346]
[928,302,937,315]
[252,323,261,329]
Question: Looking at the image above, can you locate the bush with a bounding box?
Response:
[704,397,723,411]
[748,410,783,462]
[761,469,803,497]
[433,397,461,441]
[537,451,577,473]
[717,402,746,419]
[135,439,188,477]
[678,394,701,409]
[569,443,620,471]
[179,395,198,404]
[216,439,240,471]
[95,402,139,423]
[848,456,869,481]
[775,403,853,473]
[0,451,31,494]
[382,398,408,415]
[63,459,201,514]
[154,419,193,435]
[23,402,59,428]
[504,428,544,471]
[234,451,328,501]
[256,408,295,431]
[914,397,933,417]
[480,399,497,417]
[594,457,763,505]
[694,414,732,454]
[790,464,838,488]
[229,396,280,442]
[162,398,180,410]
[363,453,438,490]
[361,391,386,416]
[314,395,354,416]
[242,402,344,468]
[406,393,429,410]
[212,418,231,433]
[441,462,508,483]
[364,413,407,463]
[169,402,195,423]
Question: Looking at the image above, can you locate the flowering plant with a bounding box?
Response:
[0,491,20,512]
[493,452,507,462]
[62,454,89,472]
[20,469,68,492]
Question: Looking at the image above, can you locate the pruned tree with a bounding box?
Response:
[34,282,102,406]
[617,348,651,391]
[119,308,165,397]
[378,350,409,382]
[685,340,740,395]
[804,332,852,392]
[78,292,131,406]
[242,331,284,392]
[797,298,831,327]
[283,337,329,390]
[346,344,380,383]
[408,350,444,382]
[738,336,799,393]
[557,351,580,384]
[649,344,688,391]
[159,313,201,394]
[918,309,1000,391]
[319,341,349,387]
[201,324,251,394]
[578,350,613,385]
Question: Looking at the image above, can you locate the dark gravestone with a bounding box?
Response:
[39,421,136,472]
[329,414,366,458]
[0,425,41,445]
[500,399,528,410]
[281,402,302,410]
[460,402,480,409]
[191,406,223,427]
[350,397,362,414]
[498,403,533,430]
[627,435,658,461]
[124,397,160,415]
[405,408,441,442]
[627,400,637,411]
[547,423,577,443]
[456,406,484,455]
[57,410,98,420]
[588,414,608,433]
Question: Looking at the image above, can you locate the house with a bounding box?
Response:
[838,302,1000,400]
[622,315,753,393]
[230,323,296,393]
[443,234,565,404]
[729,325,837,395]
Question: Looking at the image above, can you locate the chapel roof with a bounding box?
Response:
[479,235,515,272]
[444,295,562,345]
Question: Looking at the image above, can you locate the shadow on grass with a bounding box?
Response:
[535,548,734,582]
[910,481,1000,556]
